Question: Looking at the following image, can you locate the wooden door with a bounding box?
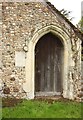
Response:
[35,33,63,95]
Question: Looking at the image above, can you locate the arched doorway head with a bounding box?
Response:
[35,32,64,96]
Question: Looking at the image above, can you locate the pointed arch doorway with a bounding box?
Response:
[35,32,64,96]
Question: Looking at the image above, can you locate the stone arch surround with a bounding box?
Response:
[23,25,73,99]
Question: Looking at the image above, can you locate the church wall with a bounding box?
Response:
[0,2,82,101]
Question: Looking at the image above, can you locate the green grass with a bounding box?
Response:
[2,100,81,118]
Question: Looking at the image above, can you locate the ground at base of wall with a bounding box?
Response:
[2,96,81,107]
[2,98,81,118]
[2,97,23,107]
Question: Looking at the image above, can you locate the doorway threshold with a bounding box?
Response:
[35,92,61,97]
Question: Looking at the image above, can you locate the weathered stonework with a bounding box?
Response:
[0,1,82,101]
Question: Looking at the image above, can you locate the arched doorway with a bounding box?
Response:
[23,25,70,99]
[35,32,64,96]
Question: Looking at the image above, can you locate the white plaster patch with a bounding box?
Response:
[15,51,25,67]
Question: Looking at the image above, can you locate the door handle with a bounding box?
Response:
[37,70,40,73]
[47,67,50,70]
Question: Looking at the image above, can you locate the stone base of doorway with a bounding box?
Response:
[34,95,75,103]
[32,95,78,104]
[35,95,62,100]
[35,92,61,96]
[34,92,66,103]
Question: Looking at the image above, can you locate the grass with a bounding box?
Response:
[2,99,82,118]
